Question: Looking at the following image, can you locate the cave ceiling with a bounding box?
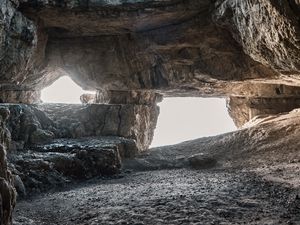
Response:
[0,0,300,98]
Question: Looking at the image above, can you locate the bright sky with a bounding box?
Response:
[41,76,236,147]
[150,97,236,147]
[41,76,95,103]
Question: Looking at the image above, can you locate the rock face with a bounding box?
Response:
[227,96,300,128]
[39,103,159,151]
[2,102,145,195]
[0,108,16,225]
[213,0,300,74]
[3,102,158,152]
[0,0,46,93]
[9,137,133,194]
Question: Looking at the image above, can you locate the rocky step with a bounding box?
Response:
[8,137,137,196]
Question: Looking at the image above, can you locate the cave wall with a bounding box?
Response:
[0,108,16,225]
[213,0,300,74]
[227,96,300,128]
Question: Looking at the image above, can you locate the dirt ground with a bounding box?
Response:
[13,168,300,225]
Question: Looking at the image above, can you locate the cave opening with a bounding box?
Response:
[41,76,95,103]
[151,97,236,148]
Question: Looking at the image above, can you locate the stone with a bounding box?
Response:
[188,154,218,170]
[80,94,96,104]
[38,103,158,151]
[13,175,26,198]
[9,137,129,193]
[29,129,54,145]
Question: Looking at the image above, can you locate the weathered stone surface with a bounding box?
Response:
[29,128,54,144]
[8,136,136,194]
[95,90,163,105]
[4,104,56,149]
[0,90,41,104]
[227,96,300,127]
[213,0,300,74]
[0,107,16,225]
[39,103,159,151]
[0,103,157,152]
[80,93,96,104]
[0,0,47,92]
[0,0,299,114]
[1,0,298,99]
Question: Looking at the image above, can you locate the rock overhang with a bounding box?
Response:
[1,0,300,126]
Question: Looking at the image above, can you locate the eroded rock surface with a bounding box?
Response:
[0,108,16,225]
[0,0,299,103]
[9,137,136,194]
[2,103,157,151]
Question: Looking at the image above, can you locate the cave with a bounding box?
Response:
[1,0,300,224]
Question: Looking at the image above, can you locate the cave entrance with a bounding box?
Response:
[151,97,236,148]
[41,76,95,103]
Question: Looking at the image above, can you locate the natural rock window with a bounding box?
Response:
[41,76,95,103]
[151,97,236,147]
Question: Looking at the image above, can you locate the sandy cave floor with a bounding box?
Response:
[13,168,300,225]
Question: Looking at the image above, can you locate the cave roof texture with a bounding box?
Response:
[0,0,299,99]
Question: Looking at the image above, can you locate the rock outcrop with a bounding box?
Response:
[227,96,300,127]
[2,103,158,152]
[9,137,134,194]
[0,102,156,195]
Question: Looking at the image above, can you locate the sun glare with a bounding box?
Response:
[150,97,236,147]
[41,76,95,104]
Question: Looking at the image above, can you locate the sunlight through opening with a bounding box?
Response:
[41,76,95,104]
[150,97,236,148]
